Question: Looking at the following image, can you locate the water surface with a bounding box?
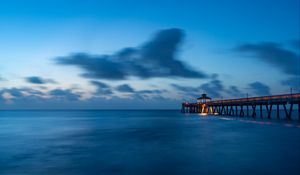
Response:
[0,110,299,175]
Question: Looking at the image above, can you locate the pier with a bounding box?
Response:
[181,93,300,120]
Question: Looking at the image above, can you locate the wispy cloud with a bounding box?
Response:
[115,84,135,93]
[225,85,245,98]
[0,87,176,109]
[55,28,208,80]
[281,77,300,92]
[90,81,113,95]
[25,76,56,84]
[171,75,243,99]
[49,89,81,101]
[248,81,271,96]
[233,41,300,77]
[199,78,224,98]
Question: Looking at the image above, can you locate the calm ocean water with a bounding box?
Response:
[0,110,299,175]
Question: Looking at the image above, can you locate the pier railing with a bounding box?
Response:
[207,93,300,105]
[181,93,300,120]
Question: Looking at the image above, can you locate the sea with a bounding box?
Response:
[0,110,299,175]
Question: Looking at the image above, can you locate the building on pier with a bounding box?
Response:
[197,94,211,103]
[196,94,211,114]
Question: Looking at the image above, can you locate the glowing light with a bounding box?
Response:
[201,104,206,113]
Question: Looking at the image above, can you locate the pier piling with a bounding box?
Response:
[181,93,300,120]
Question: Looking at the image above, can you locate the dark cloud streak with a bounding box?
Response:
[115,84,135,93]
[233,41,300,76]
[171,76,232,99]
[49,89,81,101]
[55,28,208,80]
[90,81,113,95]
[226,85,244,97]
[248,81,271,96]
[281,77,300,92]
[25,76,56,84]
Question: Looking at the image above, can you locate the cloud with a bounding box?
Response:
[49,89,81,101]
[0,87,177,109]
[0,88,24,98]
[281,77,300,92]
[55,28,208,80]
[115,84,135,93]
[90,81,113,95]
[233,41,300,76]
[0,88,49,106]
[25,76,56,84]
[0,87,84,109]
[83,95,179,110]
[225,85,244,98]
[0,87,80,102]
[89,81,166,99]
[114,83,167,99]
[248,81,271,96]
[173,79,270,98]
[90,81,110,88]
[171,75,240,99]
[199,79,224,98]
[171,84,199,92]
[138,89,166,94]
[171,74,227,98]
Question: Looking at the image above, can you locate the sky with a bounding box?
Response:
[0,0,299,109]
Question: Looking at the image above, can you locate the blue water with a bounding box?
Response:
[0,110,299,175]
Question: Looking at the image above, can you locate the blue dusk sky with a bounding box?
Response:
[0,0,299,109]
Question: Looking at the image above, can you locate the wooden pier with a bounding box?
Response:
[181,93,300,120]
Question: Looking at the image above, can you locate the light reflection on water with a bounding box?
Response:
[0,110,300,175]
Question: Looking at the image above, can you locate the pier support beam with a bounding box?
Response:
[246,105,249,117]
[276,104,280,119]
[229,105,234,116]
[251,105,256,118]
[283,103,293,120]
[260,104,263,118]
[212,106,216,114]
[226,106,229,115]
[298,103,300,120]
[266,104,273,119]
[240,105,244,117]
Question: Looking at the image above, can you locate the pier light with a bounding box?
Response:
[197,94,212,115]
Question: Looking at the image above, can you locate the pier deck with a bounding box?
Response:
[181,93,300,120]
